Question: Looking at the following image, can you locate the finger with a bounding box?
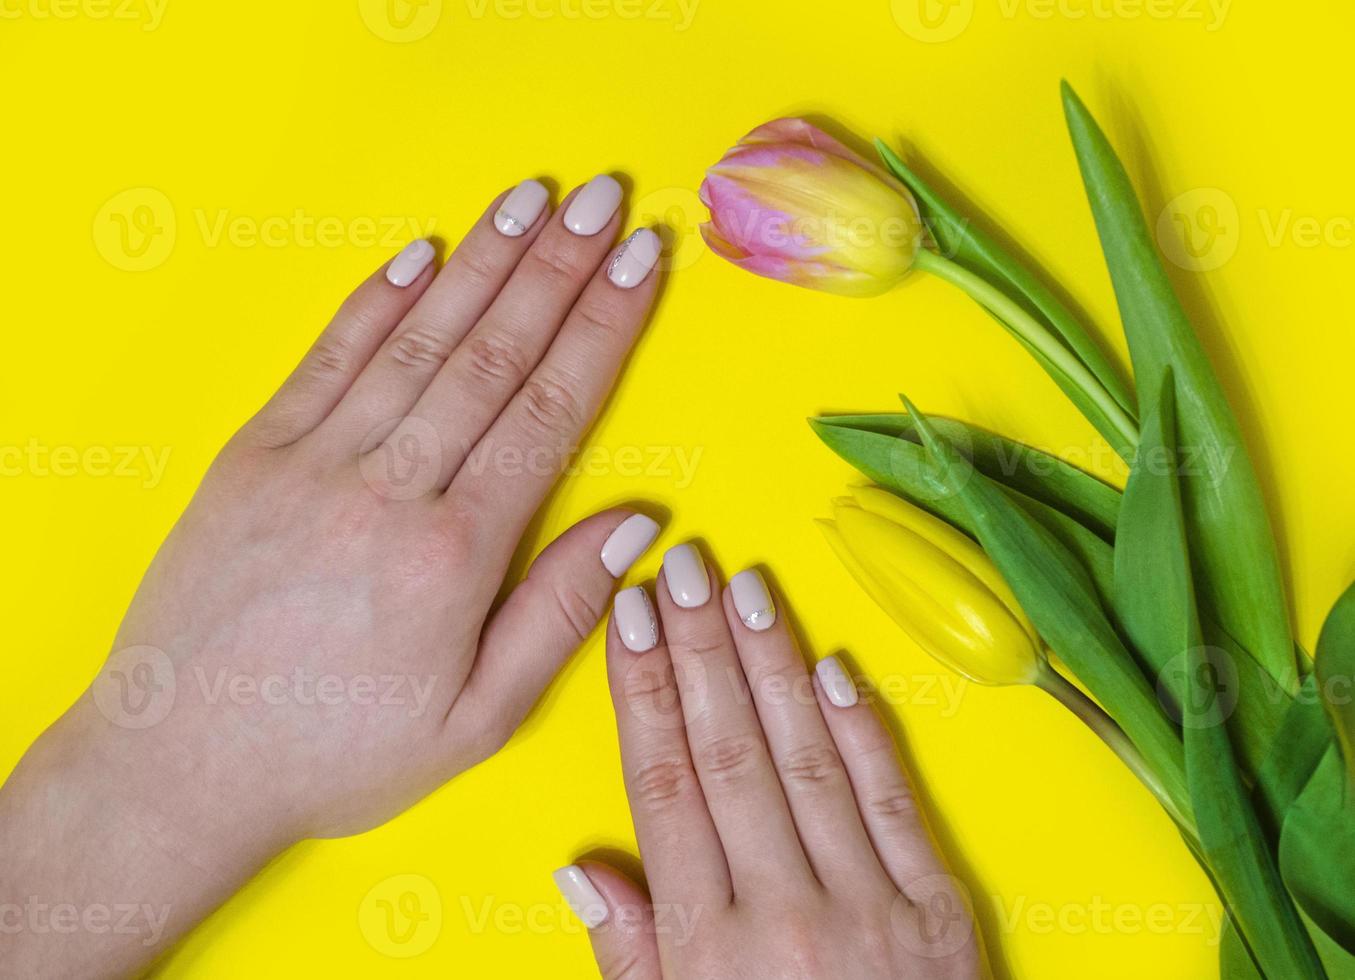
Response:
[321,181,551,445]
[242,241,437,448]
[554,862,662,980]
[655,545,813,894]
[811,657,950,896]
[448,226,661,539]
[606,590,732,908]
[393,174,625,489]
[455,509,661,729]
[720,572,888,892]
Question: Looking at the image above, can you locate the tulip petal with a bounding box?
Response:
[698,222,747,261]
[738,117,901,186]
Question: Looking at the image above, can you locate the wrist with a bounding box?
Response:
[0,697,297,976]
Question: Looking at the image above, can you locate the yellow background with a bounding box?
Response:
[3,0,1353,977]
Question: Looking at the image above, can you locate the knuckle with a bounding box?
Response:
[306,335,354,379]
[568,298,625,338]
[778,742,846,787]
[447,246,502,291]
[463,335,531,388]
[866,789,920,823]
[388,325,455,369]
[519,374,586,438]
[549,579,606,644]
[694,732,765,783]
[598,951,649,980]
[671,629,730,660]
[631,757,699,811]
[527,245,592,287]
[624,660,674,702]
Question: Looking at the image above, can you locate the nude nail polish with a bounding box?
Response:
[615,586,659,653]
[600,513,661,578]
[730,569,776,631]
[816,656,859,708]
[386,239,435,287]
[494,179,549,237]
[663,543,711,609]
[552,865,609,928]
[563,174,622,236]
[607,228,661,289]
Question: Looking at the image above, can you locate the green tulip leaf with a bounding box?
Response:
[1061,80,1298,697]
[1280,747,1355,960]
[1315,581,1355,778]
[875,138,1137,456]
[1116,373,1324,979]
[813,412,1119,536]
[899,395,1189,820]
[809,414,1116,604]
[1221,919,1266,980]
[1252,673,1334,840]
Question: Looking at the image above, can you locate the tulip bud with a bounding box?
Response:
[819,487,1042,686]
[700,118,924,298]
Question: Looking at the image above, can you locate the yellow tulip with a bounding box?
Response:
[821,486,1199,840]
[819,487,1042,686]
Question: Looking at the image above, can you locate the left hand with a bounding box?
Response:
[555,545,988,979]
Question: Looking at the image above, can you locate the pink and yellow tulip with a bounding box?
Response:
[699,118,923,297]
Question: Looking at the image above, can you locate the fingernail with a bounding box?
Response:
[730,569,776,631]
[552,865,609,928]
[614,586,658,653]
[816,656,859,708]
[563,174,622,236]
[607,228,661,289]
[386,239,435,287]
[494,179,549,237]
[600,513,661,579]
[663,543,711,609]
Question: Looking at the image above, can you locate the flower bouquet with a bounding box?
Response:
[699,85,1355,978]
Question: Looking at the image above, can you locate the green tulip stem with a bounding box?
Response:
[912,248,1140,450]
[1036,662,1199,843]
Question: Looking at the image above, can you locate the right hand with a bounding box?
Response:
[556,544,987,979]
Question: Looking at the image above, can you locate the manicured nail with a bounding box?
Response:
[816,656,859,708]
[386,239,435,287]
[552,865,609,928]
[663,543,711,609]
[563,174,622,236]
[600,513,661,579]
[730,569,776,631]
[607,228,661,289]
[494,179,549,237]
[614,586,658,653]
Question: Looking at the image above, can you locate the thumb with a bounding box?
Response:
[555,861,662,980]
[454,509,661,739]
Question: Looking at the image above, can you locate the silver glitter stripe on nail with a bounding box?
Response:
[742,608,774,629]
[640,588,659,648]
[607,230,642,279]
[496,209,527,234]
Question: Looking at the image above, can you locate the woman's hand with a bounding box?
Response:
[557,546,986,979]
[0,175,664,978]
